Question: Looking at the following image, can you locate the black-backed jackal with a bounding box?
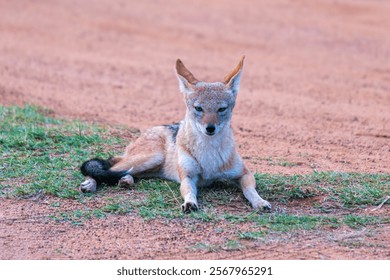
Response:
[80,57,271,212]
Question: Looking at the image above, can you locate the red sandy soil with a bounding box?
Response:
[0,0,389,259]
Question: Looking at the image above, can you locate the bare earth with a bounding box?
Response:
[0,0,389,259]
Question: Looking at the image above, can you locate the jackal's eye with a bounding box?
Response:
[218,107,228,112]
[194,106,203,112]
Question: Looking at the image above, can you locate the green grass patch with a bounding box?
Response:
[225,212,341,233]
[255,172,389,206]
[191,240,245,252]
[0,104,125,199]
[343,214,389,229]
[238,230,266,240]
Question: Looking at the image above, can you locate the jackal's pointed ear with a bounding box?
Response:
[175,59,199,94]
[223,56,245,95]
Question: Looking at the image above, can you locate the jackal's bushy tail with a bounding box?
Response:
[80,158,128,185]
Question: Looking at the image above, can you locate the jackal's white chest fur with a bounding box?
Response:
[187,129,243,184]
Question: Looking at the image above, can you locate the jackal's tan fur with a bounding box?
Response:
[80,57,271,212]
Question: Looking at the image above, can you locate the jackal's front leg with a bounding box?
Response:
[180,177,198,213]
[239,168,271,210]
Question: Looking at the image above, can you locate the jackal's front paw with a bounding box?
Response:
[119,175,134,188]
[80,178,97,193]
[252,199,272,211]
[181,201,198,213]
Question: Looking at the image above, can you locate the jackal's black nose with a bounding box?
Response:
[206,124,216,135]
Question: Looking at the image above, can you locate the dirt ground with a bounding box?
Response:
[0,0,389,259]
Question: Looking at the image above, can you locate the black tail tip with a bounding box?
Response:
[80,158,112,176]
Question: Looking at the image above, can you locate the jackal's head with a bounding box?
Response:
[175,56,244,136]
